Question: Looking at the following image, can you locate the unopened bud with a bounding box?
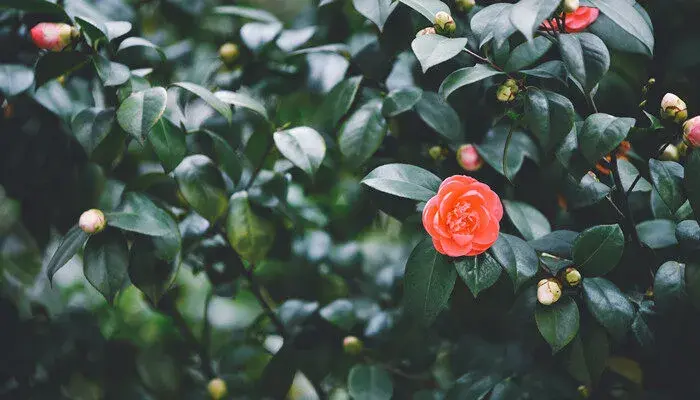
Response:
[564,267,581,287]
[660,93,688,124]
[456,144,483,172]
[577,385,590,398]
[434,11,456,35]
[683,116,700,148]
[207,378,228,400]
[78,209,106,234]
[562,0,580,13]
[30,23,77,52]
[416,27,437,37]
[57,75,66,86]
[496,85,516,103]
[456,0,476,12]
[219,42,240,65]
[648,78,656,85]
[343,336,363,355]
[429,145,447,161]
[537,278,562,305]
[660,144,680,161]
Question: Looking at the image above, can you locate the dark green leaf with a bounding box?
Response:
[128,237,178,303]
[577,113,635,165]
[348,365,393,400]
[654,261,686,312]
[215,90,269,121]
[403,237,456,326]
[116,87,168,142]
[0,64,34,97]
[528,230,578,259]
[618,159,651,193]
[446,372,500,400]
[201,130,243,184]
[47,225,89,282]
[415,92,462,143]
[439,63,502,99]
[260,344,298,398]
[587,0,654,54]
[504,36,553,72]
[583,277,634,339]
[398,0,450,22]
[148,118,187,173]
[491,233,538,290]
[352,0,397,31]
[503,200,551,241]
[105,193,173,237]
[322,76,363,128]
[338,100,387,168]
[685,262,700,310]
[520,60,568,84]
[213,5,280,22]
[572,224,624,276]
[509,0,561,41]
[35,52,91,88]
[650,159,685,216]
[0,0,67,14]
[562,172,611,209]
[470,3,516,47]
[361,163,441,202]
[83,230,128,303]
[535,296,579,352]
[226,191,276,262]
[411,35,469,73]
[455,253,502,297]
[173,82,233,123]
[273,127,326,176]
[636,220,678,249]
[558,33,610,94]
[319,299,356,330]
[566,324,609,385]
[174,155,228,223]
[676,220,700,253]
[477,125,539,179]
[70,108,115,156]
[524,88,575,155]
[117,37,166,60]
[382,87,422,117]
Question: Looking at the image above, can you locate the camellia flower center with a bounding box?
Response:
[445,201,479,234]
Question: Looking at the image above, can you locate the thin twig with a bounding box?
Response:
[610,153,642,248]
[244,139,275,190]
[242,262,288,338]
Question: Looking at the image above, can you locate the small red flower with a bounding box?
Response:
[422,175,503,257]
[30,22,76,52]
[541,7,600,33]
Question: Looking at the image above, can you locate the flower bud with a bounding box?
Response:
[416,27,437,37]
[660,93,688,124]
[30,23,78,52]
[429,145,448,161]
[537,278,562,305]
[562,0,580,13]
[219,42,240,65]
[564,267,582,287]
[456,144,483,172]
[456,0,476,12]
[660,144,680,161]
[207,378,228,400]
[496,85,516,103]
[577,385,590,398]
[648,78,656,85]
[683,116,700,148]
[434,11,456,35]
[78,209,106,234]
[343,336,363,355]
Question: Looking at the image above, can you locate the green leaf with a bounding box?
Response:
[587,0,654,54]
[654,261,686,312]
[477,125,539,179]
[588,11,651,57]
[128,237,178,303]
[398,0,450,22]
[104,21,132,41]
[202,130,243,184]
[411,35,468,73]
[116,87,168,143]
[93,54,129,87]
[618,159,651,193]
[529,230,578,259]
[471,3,516,47]
[319,299,356,330]
[215,90,269,121]
[70,108,115,156]
[148,118,187,173]
[636,220,678,249]
[455,253,502,297]
[490,234,538,291]
[273,127,326,176]
[321,76,363,128]
[446,372,500,400]
[259,343,297,399]
[240,21,283,52]
[226,191,276,263]
[414,92,462,143]
[382,87,422,117]
[572,224,624,276]
[503,200,551,241]
[524,88,575,155]
[172,82,233,123]
[577,113,635,165]
[174,155,228,223]
[583,277,634,339]
[650,159,685,216]
[361,163,441,202]
[438,63,502,99]
[0,0,67,14]
[520,60,568,84]
[117,192,181,261]
[75,17,108,48]
[213,5,280,22]
[566,324,609,385]
[348,365,393,400]
[117,37,166,60]
[403,237,456,326]
[558,33,610,94]
[47,225,89,282]
[685,262,700,310]
[34,52,91,88]
[276,27,316,52]
[509,0,561,41]
[105,194,173,237]
[338,100,387,168]
[535,296,580,352]
[504,36,553,72]
[685,150,700,224]
[352,0,397,31]
[562,173,611,210]
[83,230,128,303]
[0,64,34,97]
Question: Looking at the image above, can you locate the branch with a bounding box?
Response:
[610,152,642,248]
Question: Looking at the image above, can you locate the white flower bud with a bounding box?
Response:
[537,278,562,305]
[78,209,106,234]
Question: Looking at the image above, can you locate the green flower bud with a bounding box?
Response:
[562,0,579,13]
[456,0,476,12]
[564,267,582,287]
[660,93,688,124]
[219,42,240,65]
[343,336,364,355]
[496,85,515,103]
[79,209,106,234]
[660,144,680,162]
[434,11,456,35]
[207,378,228,400]
[537,278,562,305]
[429,145,447,161]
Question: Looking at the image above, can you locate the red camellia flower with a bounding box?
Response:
[422,175,503,257]
[30,22,76,52]
[541,7,600,33]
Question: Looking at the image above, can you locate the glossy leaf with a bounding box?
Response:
[70,108,116,156]
[572,224,624,276]
[439,63,502,99]
[636,220,678,249]
[583,277,634,339]
[348,365,393,400]
[650,159,685,216]
[361,163,441,202]
[587,0,654,54]
[654,261,686,312]
[34,52,91,88]
[490,234,538,291]
[535,296,580,352]
[524,88,575,155]
[414,92,461,143]
[503,200,551,241]
[411,35,468,73]
[128,237,178,303]
[47,225,89,282]
[577,113,635,165]
[173,82,233,123]
[215,90,269,121]
[213,5,280,22]
[382,87,422,117]
[174,155,228,223]
[105,194,173,237]
[509,0,561,41]
[352,0,397,31]
[322,76,363,128]
[455,253,502,297]
[273,127,326,176]
[338,100,387,168]
[504,36,553,72]
[116,87,168,142]
[226,191,276,263]
[398,0,449,22]
[117,37,166,60]
[0,64,34,97]
[558,33,610,94]
[83,230,128,303]
[148,118,187,173]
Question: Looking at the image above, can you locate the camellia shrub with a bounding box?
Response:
[2,0,700,398]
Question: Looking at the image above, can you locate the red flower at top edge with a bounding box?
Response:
[541,7,600,33]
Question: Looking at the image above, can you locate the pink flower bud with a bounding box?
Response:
[343,336,364,355]
[79,209,106,234]
[683,116,700,148]
[660,93,688,124]
[30,23,78,52]
[456,144,483,171]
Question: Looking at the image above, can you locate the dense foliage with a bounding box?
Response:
[2,0,700,398]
